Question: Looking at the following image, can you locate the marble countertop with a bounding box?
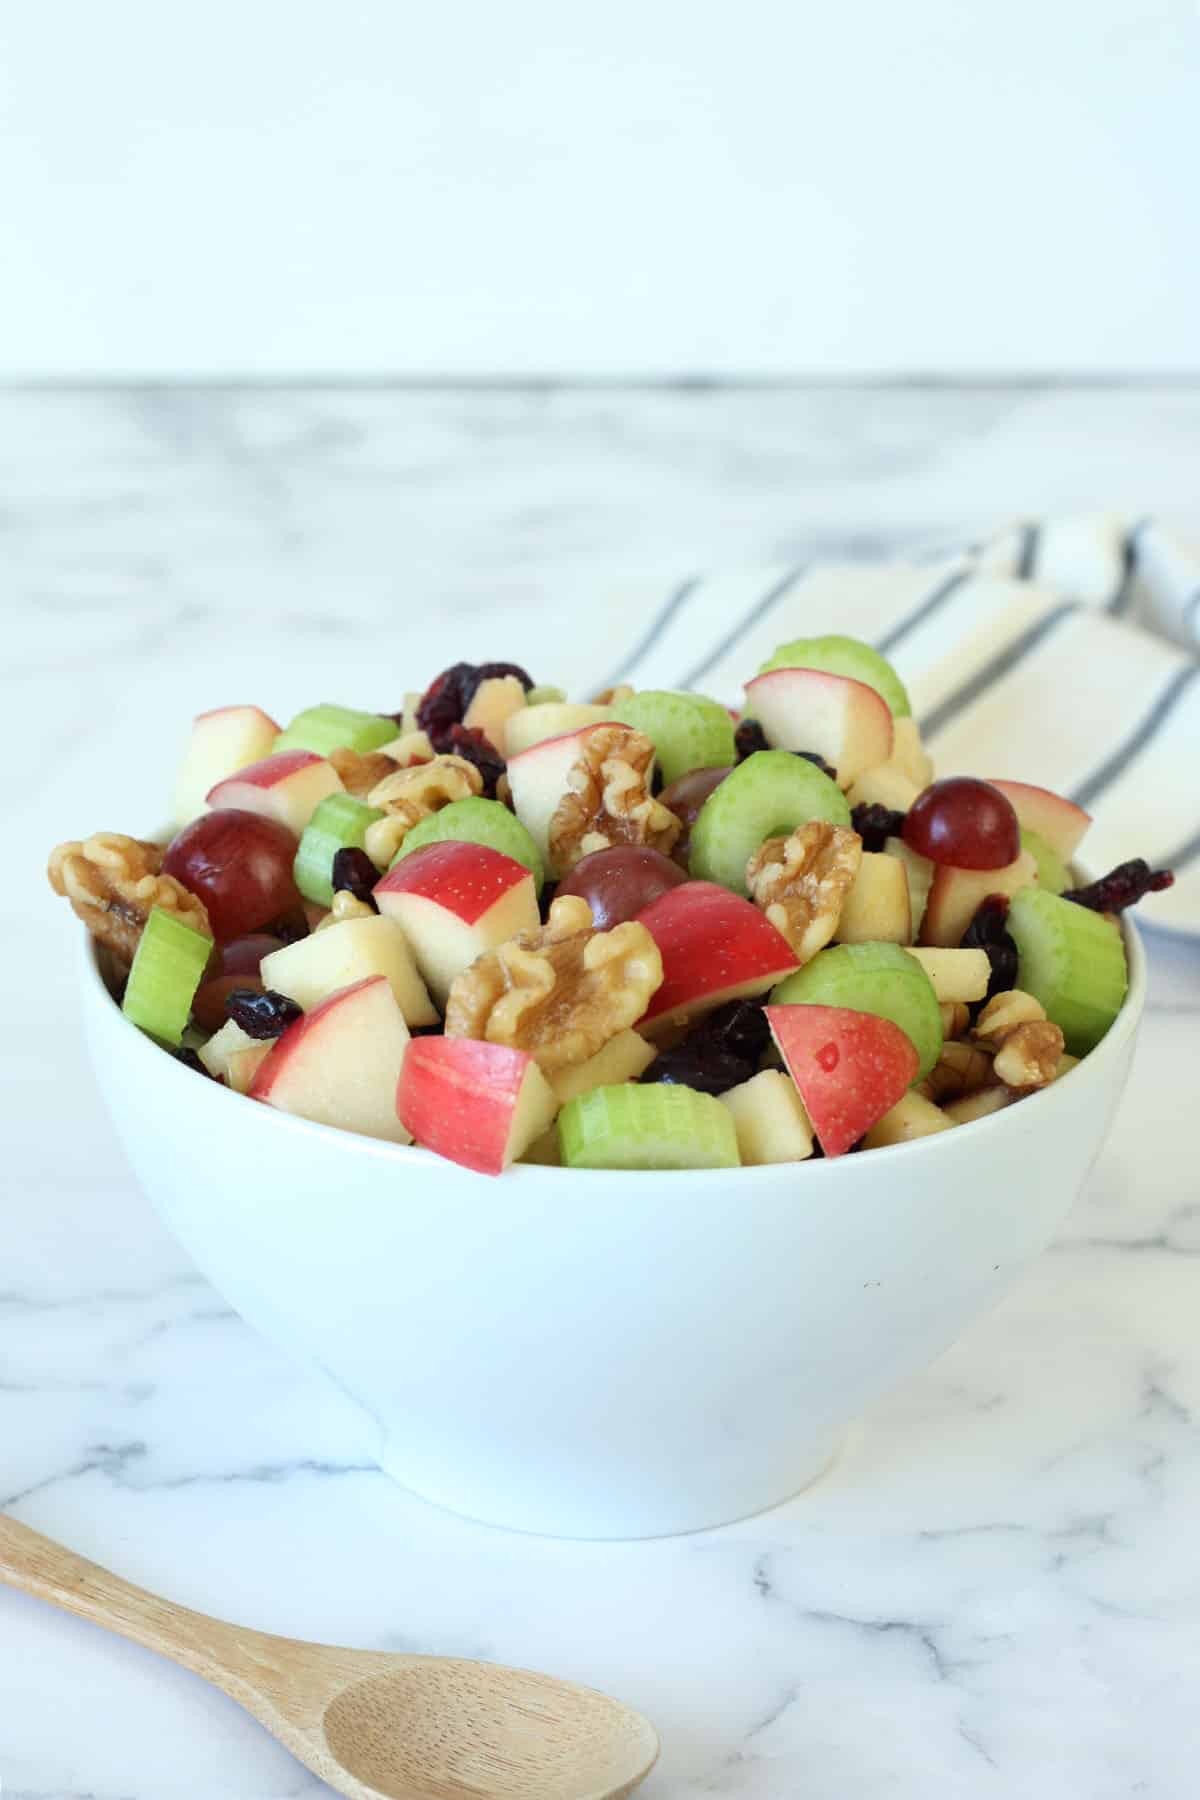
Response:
[5,382,1200,1799]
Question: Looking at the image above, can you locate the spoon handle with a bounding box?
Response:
[0,1512,265,1689]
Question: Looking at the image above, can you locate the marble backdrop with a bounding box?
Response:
[3,384,1199,1799]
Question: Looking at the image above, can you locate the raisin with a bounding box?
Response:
[700,998,772,1065]
[445,723,506,799]
[417,661,533,752]
[539,880,559,924]
[641,1038,755,1097]
[796,749,838,781]
[175,1046,215,1079]
[960,895,1019,1003]
[225,988,303,1039]
[1063,858,1174,914]
[735,719,769,760]
[851,803,907,853]
[331,847,380,909]
[267,909,309,945]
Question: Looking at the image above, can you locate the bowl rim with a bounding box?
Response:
[79,910,1146,1182]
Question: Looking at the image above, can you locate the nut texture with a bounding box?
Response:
[48,833,210,961]
[363,754,483,868]
[993,1020,1065,1091]
[915,1039,995,1102]
[329,747,398,797]
[548,725,680,874]
[315,889,376,931]
[444,893,663,1071]
[972,988,1047,1046]
[746,821,862,962]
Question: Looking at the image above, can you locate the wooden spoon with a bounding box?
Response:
[0,1514,659,1800]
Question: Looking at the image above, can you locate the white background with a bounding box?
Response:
[1,0,1198,379]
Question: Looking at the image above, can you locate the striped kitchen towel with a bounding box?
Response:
[591,513,1200,936]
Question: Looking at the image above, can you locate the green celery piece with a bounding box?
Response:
[122,906,213,1047]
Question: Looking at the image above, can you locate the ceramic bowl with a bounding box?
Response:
[80,919,1145,1539]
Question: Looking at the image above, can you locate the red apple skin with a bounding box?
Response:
[985,779,1092,860]
[163,809,302,941]
[375,841,533,925]
[765,1004,918,1157]
[636,881,798,1024]
[208,749,323,793]
[397,1037,534,1176]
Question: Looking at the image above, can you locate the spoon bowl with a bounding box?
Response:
[0,1514,658,1800]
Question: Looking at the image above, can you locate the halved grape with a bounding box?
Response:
[612,690,735,785]
[274,703,396,757]
[294,794,384,907]
[393,796,545,893]
[559,1082,740,1170]
[163,810,301,941]
[759,634,911,718]
[1020,828,1069,896]
[122,906,213,1046]
[556,845,687,927]
[1007,887,1127,1055]
[770,941,942,1080]
[689,751,850,894]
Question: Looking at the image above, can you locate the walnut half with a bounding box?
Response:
[444,894,663,1071]
[363,754,483,868]
[548,725,680,874]
[746,821,862,962]
[48,833,210,962]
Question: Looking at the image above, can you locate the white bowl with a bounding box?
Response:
[81,922,1145,1540]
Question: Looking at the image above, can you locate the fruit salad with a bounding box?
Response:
[49,638,1173,1175]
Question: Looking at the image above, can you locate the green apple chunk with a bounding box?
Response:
[1007,887,1128,1055]
[688,751,850,895]
[759,633,911,717]
[771,940,942,1080]
[294,794,385,907]
[392,797,545,895]
[122,906,214,1047]
[559,1082,741,1170]
[612,690,736,785]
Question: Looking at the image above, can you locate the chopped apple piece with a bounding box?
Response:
[548,1029,657,1104]
[463,674,527,753]
[941,1086,1013,1125]
[889,717,934,788]
[250,975,413,1143]
[636,881,798,1036]
[903,947,992,1003]
[397,1038,558,1175]
[719,1070,814,1164]
[198,1018,259,1082]
[845,764,920,812]
[173,704,281,828]
[743,668,894,788]
[883,835,935,939]
[919,849,1038,948]
[986,779,1091,860]
[207,750,343,837]
[766,1003,918,1158]
[505,702,617,757]
[374,842,539,1005]
[834,852,912,944]
[261,915,437,1027]
[861,1090,955,1147]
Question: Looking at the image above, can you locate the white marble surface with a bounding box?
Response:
[5,383,1200,1799]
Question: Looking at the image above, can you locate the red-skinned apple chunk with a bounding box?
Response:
[636,881,798,1036]
[765,1004,918,1157]
[207,749,342,837]
[397,1037,558,1174]
[173,704,280,828]
[249,975,413,1142]
[985,779,1092,860]
[742,668,893,788]
[374,841,539,1004]
[919,849,1038,948]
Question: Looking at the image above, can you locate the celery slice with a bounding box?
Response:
[559,1083,740,1171]
[274,704,395,757]
[122,906,213,1047]
[294,794,385,906]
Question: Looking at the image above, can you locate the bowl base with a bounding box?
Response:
[373,1431,845,1540]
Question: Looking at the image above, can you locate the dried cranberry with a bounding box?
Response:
[700,998,772,1065]
[851,803,907,853]
[225,988,303,1039]
[735,719,769,760]
[642,1037,754,1097]
[539,881,559,923]
[175,1046,215,1079]
[960,895,1019,1002]
[331,847,380,909]
[417,661,533,752]
[796,749,838,781]
[267,909,310,945]
[1063,858,1174,914]
[446,723,505,798]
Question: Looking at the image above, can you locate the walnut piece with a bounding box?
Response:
[444,893,663,1071]
[48,833,210,962]
[939,1000,971,1040]
[745,822,862,962]
[315,890,375,931]
[329,746,398,798]
[915,1039,995,1103]
[548,725,680,874]
[993,1020,1065,1091]
[363,754,483,868]
[972,989,1064,1091]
